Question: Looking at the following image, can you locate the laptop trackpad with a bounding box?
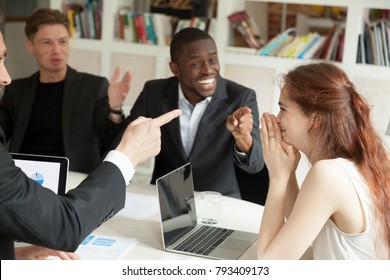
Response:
[210,239,251,260]
[220,238,252,251]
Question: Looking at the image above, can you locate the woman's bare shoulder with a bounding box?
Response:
[302,158,355,198]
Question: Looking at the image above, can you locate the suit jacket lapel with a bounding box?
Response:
[11,73,39,151]
[62,66,77,147]
[161,79,187,160]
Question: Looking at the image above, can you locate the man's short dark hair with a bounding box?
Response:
[25,8,69,40]
[170,27,215,63]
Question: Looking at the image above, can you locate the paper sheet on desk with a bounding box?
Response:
[75,235,138,260]
[116,192,159,220]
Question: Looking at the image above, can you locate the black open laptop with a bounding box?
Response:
[156,163,258,260]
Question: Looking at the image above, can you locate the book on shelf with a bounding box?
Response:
[64,3,83,38]
[92,0,101,39]
[258,28,331,61]
[335,30,345,62]
[134,13,148,44]
[86,0,96,39]
[293,33,316,59]
[67,9,76,38]
[258,28,296,56]
[380,20,389,67]
[73,10,84,38]
[115,7,172,46]
[117,6,133,42]
[363,21,375,64]
[173,18,191,33]
[173,17,214,35]
[360,19,390,66]
[287,32,318,59]
[356,34,365,64]
[228,11,264,50]
[278,36,302,58]
[116,9,140,43]
[303,22,345,62]
[80,8,90,39]
[63,0,102,40]
[313,23,336,60]
[191,17,207,31]
[152,13,172,46]
[144,13,157,45]
[268,35,294,57]
[301,36,326,59]
[324,27,343,61]
[297,33,321,59]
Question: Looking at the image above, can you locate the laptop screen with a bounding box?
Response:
[11,153,69,195]
[156,163,198,247]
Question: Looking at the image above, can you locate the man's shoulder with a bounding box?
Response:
[142,77,178,96]
[71,71,107,83]
[65,66,107,84]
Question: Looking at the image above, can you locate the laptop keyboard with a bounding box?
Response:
[173,226,234,255]
[164,226,192,245]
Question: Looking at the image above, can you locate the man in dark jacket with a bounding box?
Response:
[117,27,265,198]
[0,8,132,173]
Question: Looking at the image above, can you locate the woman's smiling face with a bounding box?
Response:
[276,87,315,154]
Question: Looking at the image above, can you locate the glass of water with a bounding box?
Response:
[197,191,222,225]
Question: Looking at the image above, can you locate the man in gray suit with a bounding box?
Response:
[120,27,265,198]
[0,8,131,173]
[0,27,182,259]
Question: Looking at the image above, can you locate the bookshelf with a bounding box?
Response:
[50,0,390,150]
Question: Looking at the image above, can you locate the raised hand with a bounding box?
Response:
[226,106,253,153]
[108,66,132,110]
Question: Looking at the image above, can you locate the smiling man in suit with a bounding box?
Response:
[0,8,132,173]
[118,27,265,198]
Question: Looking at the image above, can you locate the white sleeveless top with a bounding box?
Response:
[312,158,378,259]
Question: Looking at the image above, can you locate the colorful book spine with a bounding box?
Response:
[259,33,288,56]
[67,10,76,38]
[134,13,148,44]
[228,11,263,49]
[297,33,320,59]
[144,13,157,45]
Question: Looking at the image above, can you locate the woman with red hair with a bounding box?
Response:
[258,62,390,259]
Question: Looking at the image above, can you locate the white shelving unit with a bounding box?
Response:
[50,0,390,148]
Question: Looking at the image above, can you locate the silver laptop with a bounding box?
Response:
[156,163,258,260]
[11,153,69,195]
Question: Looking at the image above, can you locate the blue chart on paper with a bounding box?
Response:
[80,235,116,247]
[30,172,45,185]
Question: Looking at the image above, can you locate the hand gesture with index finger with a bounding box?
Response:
[116,109,182,166]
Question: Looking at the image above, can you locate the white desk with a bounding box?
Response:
[67,171,263,260]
